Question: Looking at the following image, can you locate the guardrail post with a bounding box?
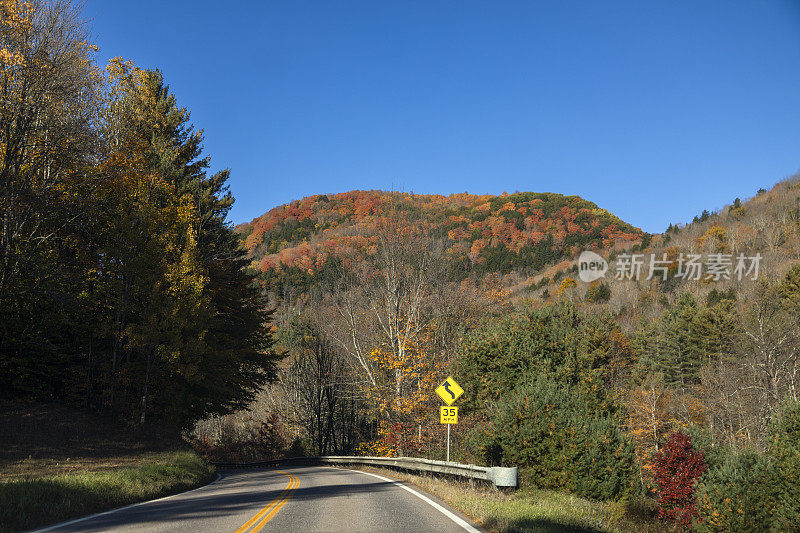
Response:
[487,467,518,489]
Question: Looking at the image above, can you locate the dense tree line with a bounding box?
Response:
[252,231,800,529]
[0,0,278,428]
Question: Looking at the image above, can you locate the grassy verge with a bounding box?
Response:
[1,400,217,531]
[0,449,215,532]
[354,467,665,533]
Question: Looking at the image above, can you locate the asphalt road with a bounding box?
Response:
[36,466,483,532]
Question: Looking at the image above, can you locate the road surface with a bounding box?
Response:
[36,465,483,532]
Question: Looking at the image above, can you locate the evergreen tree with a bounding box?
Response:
[705,287,736,307]
[1,34,279,430]
[691,299,739,366]
[101,62,280,426]
[584,280,612,303]
[779,264,800,311]
[696,450,776,532]
[658,293,700,388]
[769,401,800,530]
[489,377,639,500]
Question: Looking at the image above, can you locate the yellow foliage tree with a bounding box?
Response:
[557,276,577,298]
[365,321,440,456]
[699,224,728,252]
[626,374,677,486]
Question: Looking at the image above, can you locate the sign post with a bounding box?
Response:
[435,377,463,462]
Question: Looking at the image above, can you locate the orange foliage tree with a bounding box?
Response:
[361,322,440,456]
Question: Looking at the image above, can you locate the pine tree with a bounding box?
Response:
[103,63,280,425]
[658,293,700,388]
[779,264,800,311]
[769,401,800,530]
[691,299,739,366]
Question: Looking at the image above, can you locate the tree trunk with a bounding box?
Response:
[140,348,155,425]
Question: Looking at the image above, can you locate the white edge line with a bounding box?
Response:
[31,472,223,532]
[334,467,482,533]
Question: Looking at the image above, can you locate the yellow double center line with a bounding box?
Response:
[234,471,299,533]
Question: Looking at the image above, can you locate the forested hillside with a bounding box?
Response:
[529,175,800,307]
[236,190,644,298]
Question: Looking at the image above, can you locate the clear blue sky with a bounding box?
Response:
[85,1,800,233]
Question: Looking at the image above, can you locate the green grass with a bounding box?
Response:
[356,467,666,533]
[0,450,215,532]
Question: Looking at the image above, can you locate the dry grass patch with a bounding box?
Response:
[349,466,665,533]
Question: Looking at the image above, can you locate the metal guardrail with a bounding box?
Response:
[212,455,518,489]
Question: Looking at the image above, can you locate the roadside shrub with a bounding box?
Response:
[457,303,639,502]
[768,401,800,530]
[568,416,639,500]
[489,378,639,501]
[584,281,612,303]
[191,412,288,462]
[286,436,310,458]
[695,449,776,532]
[653,432,706,529]
[692,402,800,532]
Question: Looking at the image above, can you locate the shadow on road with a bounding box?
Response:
[45,467,404,530]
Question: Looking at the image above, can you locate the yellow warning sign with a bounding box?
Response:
[435,377,464,406]
[440,406,458,424]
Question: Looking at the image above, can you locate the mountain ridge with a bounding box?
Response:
[236,189,646,295]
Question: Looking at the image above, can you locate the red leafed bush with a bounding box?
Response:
[653,432,707,529]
